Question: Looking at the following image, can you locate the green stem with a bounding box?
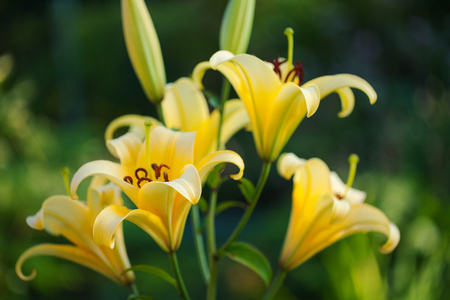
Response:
[156,103,166,126]
[262,269,287,300]
[206,187,219,300]
[216,79,231,150]
[128,282,140,297]
[168,251,191,300]
[191,205,210,284]
[219,162,272,254]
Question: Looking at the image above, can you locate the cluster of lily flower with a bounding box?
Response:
[15,0,400,299]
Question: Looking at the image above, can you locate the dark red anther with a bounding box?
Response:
[163,171,169,182]
[152,163,171,179]
[135,168,148,180]
[137,177,152,188]
[284,61,304,85]
[266,55,287,79]
[123,176,133,185]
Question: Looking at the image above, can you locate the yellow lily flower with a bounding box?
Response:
[194,30,377,162]
[277,153,400,271]
[122,0,166,103]
[71,124,244,252]
[162,77,249,161]
[16,176,135,286]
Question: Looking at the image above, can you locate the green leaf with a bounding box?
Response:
[124,264,176,287]
[238,178,255,204]
[224,242,272,286]
[206,163,225,189]
[216,200,247,215]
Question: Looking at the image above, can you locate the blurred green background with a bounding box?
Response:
[1,0,449,299]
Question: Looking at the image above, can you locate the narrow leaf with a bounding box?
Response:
[124,264,176,287]
[224,242,272,286]
[216,200,247,215]
[239,178,255,203]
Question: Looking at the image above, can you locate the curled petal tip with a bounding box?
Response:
[17,268,36,281]
[379,222,400,254]
[210,50,235,69]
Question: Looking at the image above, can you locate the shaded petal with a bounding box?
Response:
[302,74,377,117]
[220,99,250,146]
[277,153,307,180]
[263,83,320,161]
[210,51,282,154]
[71,160,138,205]
[287,204,399,269]
[138,164,201,219]
[193,111,219,162]
[162,77,210,132]
[137,126,195,177]
[94,205,170,252]
[195,150,244,182]
[107,132,143,170]
[192,61,213,90]
[87,182,124,224]
[170,195,192,250]
[105,114,159,142]
[16,244,122,284]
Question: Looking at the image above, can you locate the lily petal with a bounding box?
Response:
[192,61,212,90]
[302,74,377,117]
[288,204,399,269]
[162,77,210,132]
[277,152,307,180]
[71,160,139,205]
[330,171,366,205]
[195,150,244,182]
[107,132,143,169]
[138,126,195,177]
[105,114,159,142]
[94,205,169,252]
[16,244,122,284]
[138,164,201,218]
[220,99,250,146]
[264,83,320,160]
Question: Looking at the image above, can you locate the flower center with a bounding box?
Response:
[266,28,304,85]
[123,163,171,188]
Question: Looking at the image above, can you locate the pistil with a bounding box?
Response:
[342,154,359,198]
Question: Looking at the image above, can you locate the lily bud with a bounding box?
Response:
[122,0,166,104]
[219,0,255,54]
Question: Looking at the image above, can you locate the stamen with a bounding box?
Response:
[284,27,294,70]
[61,167,71,197]
[137,177,152,188]
[124,176,133,185]
[266,55,286,79]
[343,154,359,198]
[284,61,304,85]
[152,163,170,179]
[163,171,169,182]
[151,163,160,179]
[144,120,153,179]
[135,168,148,180]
